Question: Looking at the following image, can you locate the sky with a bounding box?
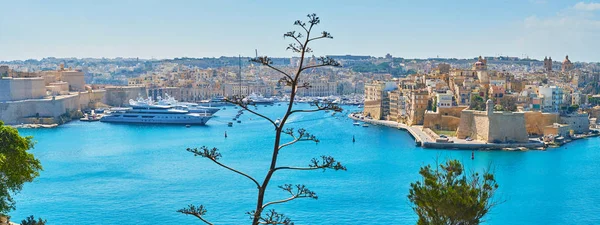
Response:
[0,0,599,62]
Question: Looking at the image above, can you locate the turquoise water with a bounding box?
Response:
[11,104,600,224]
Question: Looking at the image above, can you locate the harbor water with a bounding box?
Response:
[12,104,600,224]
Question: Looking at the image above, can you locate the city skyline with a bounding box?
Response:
[1,0,599,62]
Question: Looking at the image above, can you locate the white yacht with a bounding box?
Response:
[244,93,275,105]
[100,98,212,125]
[157,95,220,114]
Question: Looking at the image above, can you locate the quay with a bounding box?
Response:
[349,113,547,150]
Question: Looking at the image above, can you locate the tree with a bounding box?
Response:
[493,104,504,111]
[0,121,43,215]
[498,96,517,112]
[179,14,346,225]
[20,215,46,225]
[568,104,579,113]
[408,159,500,225]
[469,95,486,111]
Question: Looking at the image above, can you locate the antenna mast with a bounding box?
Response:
[255,49,260,82]
[238,55,242,96]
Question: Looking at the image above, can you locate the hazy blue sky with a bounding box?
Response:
[1,0,599,62]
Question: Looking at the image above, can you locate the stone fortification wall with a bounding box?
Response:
[0,77,46,102]
[363,99,382,119]
[457,110,486,139]
[457,109,528,143]
[423,106,467,131]
[488,112,528,143]
[60,71,85,91]
[424,113,462,131]
[439,107,467,117]
[105,86,147,107]
[0,91,105,125]
[588,106,600,119]
[560,114,590,134]
[524,112,559,136]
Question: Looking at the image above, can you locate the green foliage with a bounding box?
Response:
[0,121,43,214]
[589,96,599,106]
[470,95,486,111]
[498,96,517,112]
[494,104,504,111]
[408,159,499,225]
[430,97,437,112]
[568,104,579,113]
[349,61,407,77]
[20,215,46,225]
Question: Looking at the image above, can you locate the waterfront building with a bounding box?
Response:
[104,86,148,107]
[436,91,454,108]
[295,79,337,97]
[456,99,529,143]
[0,77,46,102]
[538,86,564,112]
[0,64,105,125]
[224,81,272,97]
[406,89,429,125]
[363,80,396,119]
[543,123,570,137]
[559,113,590,134]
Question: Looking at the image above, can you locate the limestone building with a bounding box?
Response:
[0,77,46,102]
[456,99,528,143]
[543,57,552,72]
[406,89,429,125]
[561,55,574,72]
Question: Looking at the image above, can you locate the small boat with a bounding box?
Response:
[362,123,369,127]
[353,122,360,126]
[233,118,237,121]
[185,125,191,128]
[80,112,101,122]
[228,122,233,127]
[237,120,241,123]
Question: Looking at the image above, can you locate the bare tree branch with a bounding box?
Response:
[294,20,308,33]
[306,13,319,33]
[251,56,293,81]
[178,205,213,225]
[225,96,277,128]
[248,209,294,225]
[182,13,346,225]
[300,56,341,72]
[308,31,333,42]
[187,147,261,189]
[290,101,342,114]
[278,128,319,150]
[262,184,318,209]
[286,43,302,53]
[283,31,304,49]
[274,155,347,172]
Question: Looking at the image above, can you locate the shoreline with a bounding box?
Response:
[348,113,561,151]
[10,123,59,129]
